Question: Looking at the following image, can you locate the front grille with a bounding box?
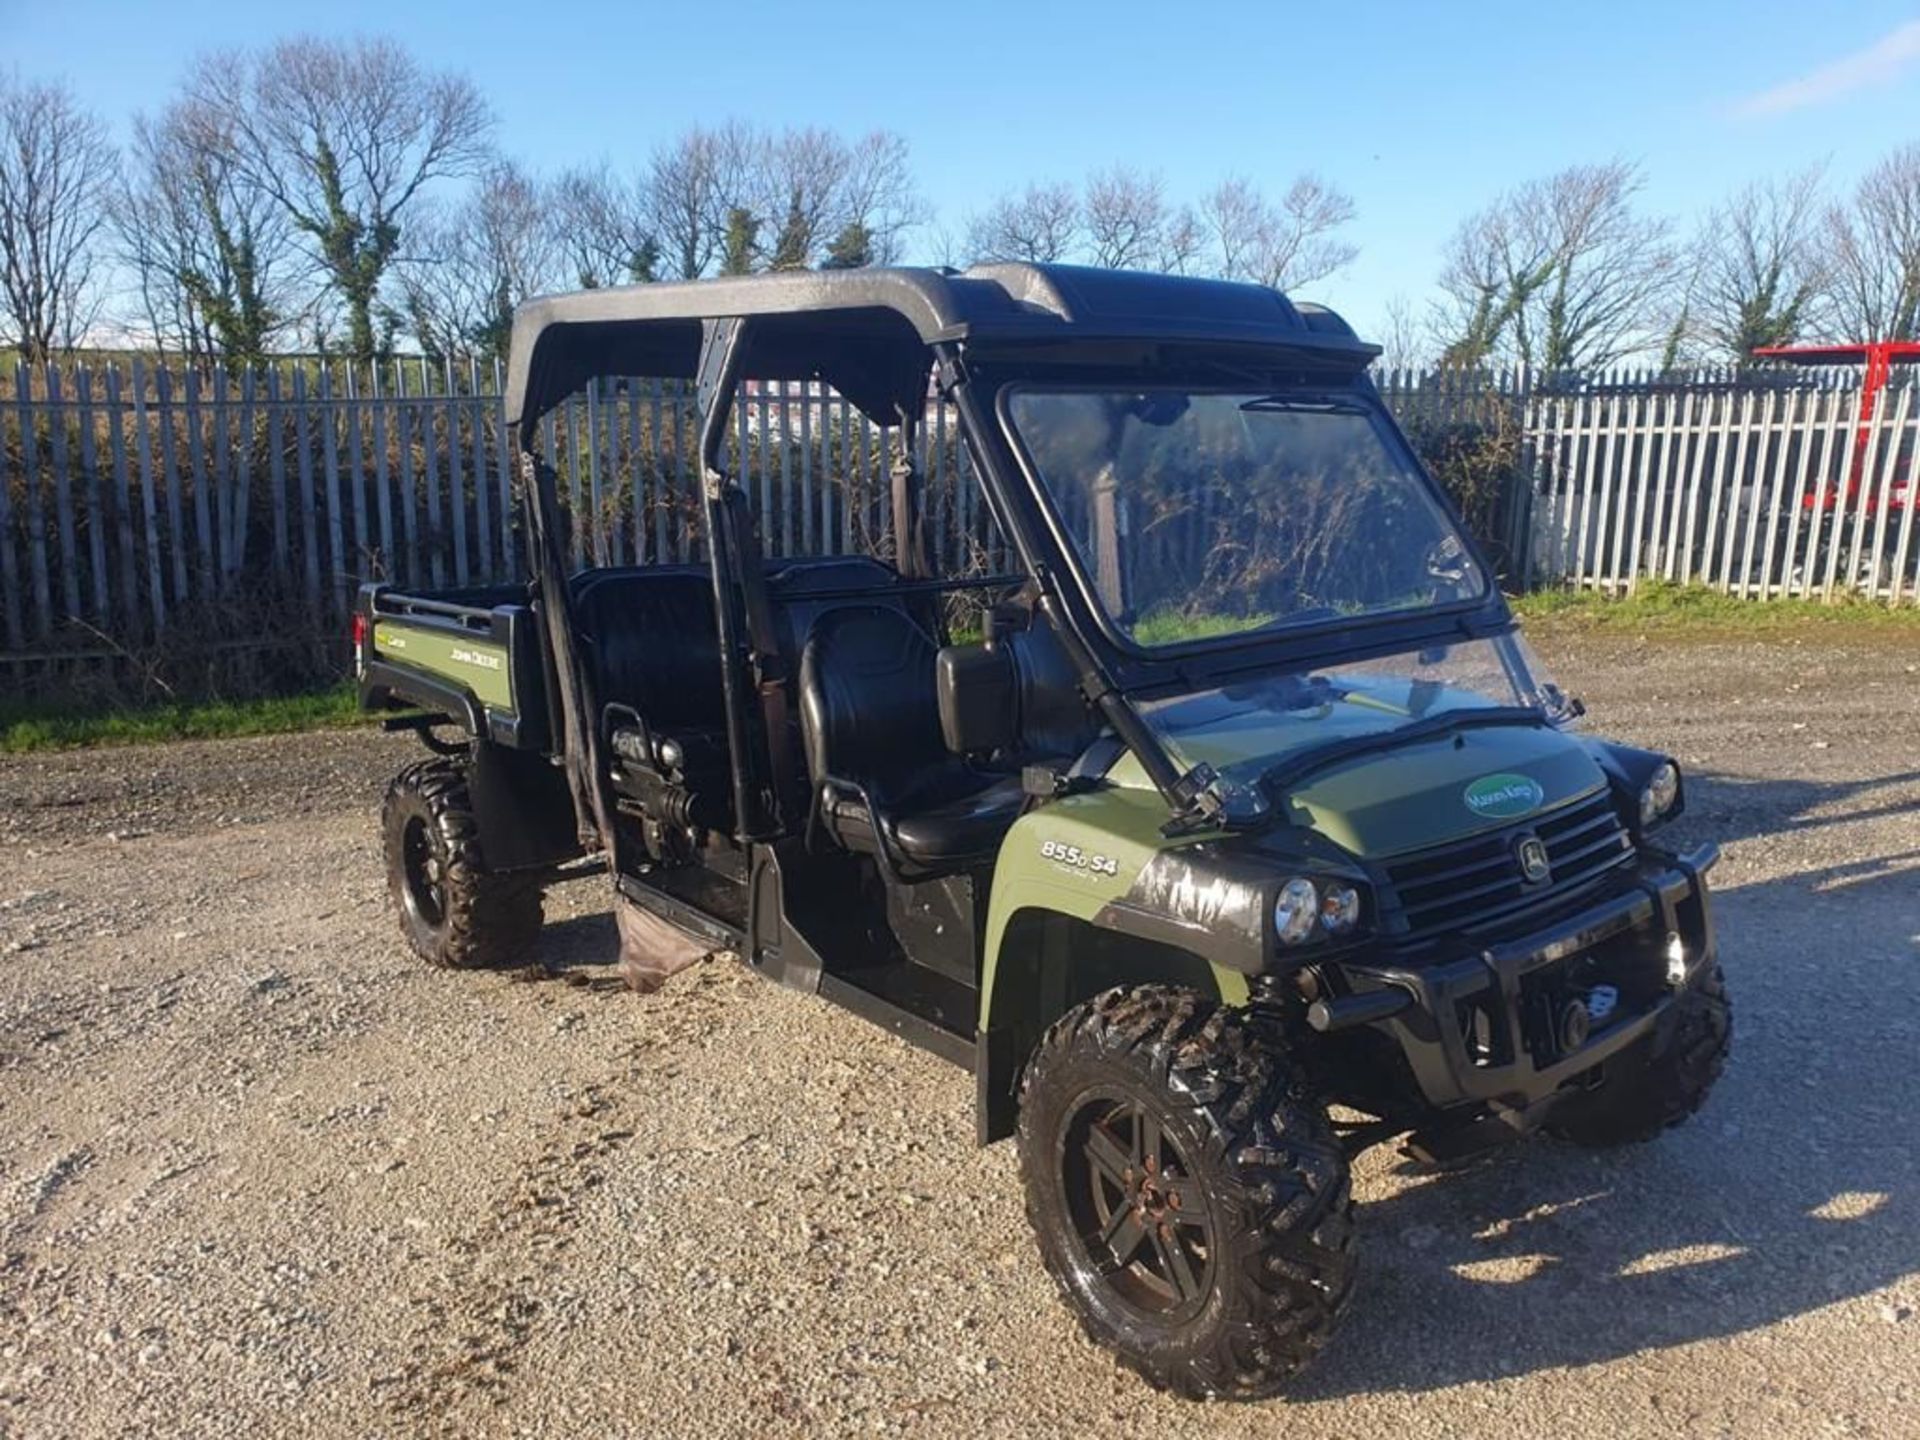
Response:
[1382,789,1633,939]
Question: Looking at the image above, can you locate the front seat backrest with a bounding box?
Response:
[798,605,944,804]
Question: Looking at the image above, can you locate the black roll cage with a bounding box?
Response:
[503,265,1515,848]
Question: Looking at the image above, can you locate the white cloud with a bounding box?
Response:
[1733,19,1920,117]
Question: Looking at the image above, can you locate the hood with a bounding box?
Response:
[1110,676,1608,859]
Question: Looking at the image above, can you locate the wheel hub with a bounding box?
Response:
[1060,1092,1215,1320]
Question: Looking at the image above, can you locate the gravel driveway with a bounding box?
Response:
[1,629,1916,1438]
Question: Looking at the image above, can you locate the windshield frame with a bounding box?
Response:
[994,378,1499,671]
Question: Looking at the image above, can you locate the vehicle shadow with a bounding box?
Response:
[516,910,626,988]
[1684,767,1920,850]
[1299,779,1920,1399]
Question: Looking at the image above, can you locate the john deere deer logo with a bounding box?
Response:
[1515,834,1552,884]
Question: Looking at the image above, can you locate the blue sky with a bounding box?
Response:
[6,0,1918,338]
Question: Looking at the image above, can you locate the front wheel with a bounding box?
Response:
[1016,986,1355,1400]
[1549,963,1732,1147]
[381,758,544,969]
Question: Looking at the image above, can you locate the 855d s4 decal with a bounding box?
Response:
[1039,838,1121,877]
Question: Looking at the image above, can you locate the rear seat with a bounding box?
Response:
[569,557,940,825]
[571,566,731,787]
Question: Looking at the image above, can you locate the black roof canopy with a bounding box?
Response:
[503,263,1379,433]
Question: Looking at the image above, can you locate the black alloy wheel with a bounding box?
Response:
[1059,1089,1218,1321]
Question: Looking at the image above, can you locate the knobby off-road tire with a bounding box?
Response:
[1017,985,1356,1401]
[381,758,544,970]
[1549,963,1732,1148]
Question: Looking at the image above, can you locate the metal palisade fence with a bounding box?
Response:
[1,357,1916,684]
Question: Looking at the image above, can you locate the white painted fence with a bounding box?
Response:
[1520,378,1918,601]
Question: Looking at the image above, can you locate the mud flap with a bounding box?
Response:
[615,895,710,993]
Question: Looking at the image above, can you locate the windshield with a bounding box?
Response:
[1135,633,1578,810]
[1006,388,1486,648]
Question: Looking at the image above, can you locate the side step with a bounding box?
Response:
[818,962,977,1070]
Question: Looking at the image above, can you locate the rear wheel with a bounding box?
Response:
[1550,963,1731,1147]
[1016,985,1355,1400]
[381,758,544,969]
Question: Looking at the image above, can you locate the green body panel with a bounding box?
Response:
[979,786,1249,1025]
[978,679,1606,1024]
[372,621,515,713]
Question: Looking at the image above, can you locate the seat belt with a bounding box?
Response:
[721,486,803,834]
[891,405,929,581]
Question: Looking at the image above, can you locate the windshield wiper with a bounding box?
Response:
[1257,706,1547,814]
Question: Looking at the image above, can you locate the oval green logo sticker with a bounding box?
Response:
[1463,772,1545,819]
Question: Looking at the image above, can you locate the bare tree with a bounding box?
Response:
[966,181,1082,263]
[401,160,558,361]
[644,126,723,281]
[1691,165,1827,358]
[835,130,922,265]
[1433,206,1548,366]
[0,76,116,361]
[1823,143,1920,342]
[551,163,655,289]
[756,126,920,271]
[760,126,852,270]
[1524,163,1677,371]
[1257,176,1359,291]
[119,97,302,364]
[1199,175,1356,291]
[1201,178,1269,282]
[1157,203,1205,275]
[190,37,493,361]
[1436,162,1675,371]
[1084,166,1165,270]
[1375,293,1427,373]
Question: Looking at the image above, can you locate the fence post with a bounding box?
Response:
[129,360,165,632]
[46,365,83,622]
[493,359,515,577]
[156,366,189,607]
[231,369,256,591]
[210,364,233,586]
[0,368,22,650]
[16,363,51,640]
[372,363,394,578]
[444,356,471,584]
[293,369,320,612]
[184,368,216,594]
[1886,380,1919,604]
[1858,381,1911,599]
[468,357,493,579]
[346,365,370,584]
[104,367,134,621]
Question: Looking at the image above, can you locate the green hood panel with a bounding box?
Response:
[1106,679,1606,860]
[1284,725,1604,857]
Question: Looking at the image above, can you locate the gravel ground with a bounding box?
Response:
[1,629,1916,1439]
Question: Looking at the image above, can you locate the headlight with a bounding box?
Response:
[1274,878,1319,944]
[1320,883,1361,934]
[1274,877,1363,944]
[1639,761,1680,827]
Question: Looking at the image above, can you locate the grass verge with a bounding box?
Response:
[0,682,367,754]
[1511,581,1920,635]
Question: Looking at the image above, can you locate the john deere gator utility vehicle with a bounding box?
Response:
[356,264,1730,1398]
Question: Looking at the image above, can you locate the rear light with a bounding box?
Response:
[350,612,369,676]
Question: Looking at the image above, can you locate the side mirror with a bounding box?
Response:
[936,643,1017,755]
